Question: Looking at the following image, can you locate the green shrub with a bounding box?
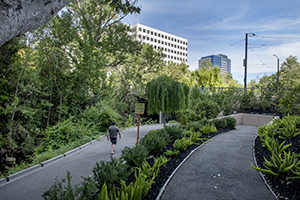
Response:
[139,129,169,155]
[125,114,137,128]
[42,171,79,199]
[224,117,236,129]
[186,128,202,143]
[201,124,217,135]
[81,101,122,132]
[210,119,220,129]
[164,149,179,157]
[92,156,131,192]
[186,121,202,132]
[164,124,183,142]
[121,145,149,167]
[218,118,227,129]
[173,137,195,151]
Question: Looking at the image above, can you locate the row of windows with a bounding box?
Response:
[138,27,187,45]
[139,35,187,51]
[152,45,187,56]
[164,55,187,62]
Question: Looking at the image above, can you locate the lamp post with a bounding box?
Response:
[244,33,256,91]
[273,54,279,86]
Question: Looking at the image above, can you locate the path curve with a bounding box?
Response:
[159,125,275,200]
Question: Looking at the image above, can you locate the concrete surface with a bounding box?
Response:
[160,125,275,200]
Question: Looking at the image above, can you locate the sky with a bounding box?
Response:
[123,0,300,84]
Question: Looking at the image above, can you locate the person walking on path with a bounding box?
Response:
[107,121,121,155]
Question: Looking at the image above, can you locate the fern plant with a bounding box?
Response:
[200,124,217,135]
[164,149,179,157]
[174,137,196,151]
[251,139,298,176]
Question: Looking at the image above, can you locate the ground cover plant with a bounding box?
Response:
[253,115,300,199]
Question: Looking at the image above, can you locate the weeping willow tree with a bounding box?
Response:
[146,75,189,124]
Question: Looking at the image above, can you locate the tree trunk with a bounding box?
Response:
[46,85,53,130]
[11,63,25,123]
[0,0,73,46]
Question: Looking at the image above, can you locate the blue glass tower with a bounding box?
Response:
[198,54,231,74]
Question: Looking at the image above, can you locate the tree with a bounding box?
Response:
[107,43,165,115]
[164,62,193,87]
[146,76,189,125]
[192,62,223,87]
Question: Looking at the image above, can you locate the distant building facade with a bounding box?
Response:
[129,23,188,64]
[198,54,231,74]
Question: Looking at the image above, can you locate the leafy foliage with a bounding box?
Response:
[163,124,183,142]
[121,145,149,167]
[200,124,217,135]
[92,156,131,192]
[139,129,170,155]
[146,75,189,117]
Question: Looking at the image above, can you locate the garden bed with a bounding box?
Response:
[254,135,300,200]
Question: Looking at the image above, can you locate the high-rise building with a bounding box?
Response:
[129,23,188,64]
[198,54,231,74]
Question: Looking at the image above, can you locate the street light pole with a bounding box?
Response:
[243,33,255,91]
[273,54,279,86]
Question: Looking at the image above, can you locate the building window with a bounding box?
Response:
[143,36,146,39]
[151,31,153,35]
[139,27,142,31]
[147,30,149,34]
[162,34,164,38]
[174,51,176,54]
[168,36,170,40]
[154,32,157,36]
[158,33,161,37]
[158,40,160,43]
[171,50,173,53]
[165,35,167,39]
[151,38,153,41]
[168,49,170,52]
[143,29,146,32]
[154,45,157,49]
[138,34,141,38]
[147,37,149,40]
[171,38,173,41]
[168,55,170,58]
[171,56,173,59]
[174,45,176,48]
[154,39,157,42]
[171,44,173,47]
[175,39,177,42]
[168,43,170,46]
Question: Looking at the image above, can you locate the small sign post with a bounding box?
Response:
[135,103,145,144]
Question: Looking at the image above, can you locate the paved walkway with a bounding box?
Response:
[160,125,275,200]
[0,124,164,200]
[0,125,275,200]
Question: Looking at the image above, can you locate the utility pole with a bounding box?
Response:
[243,33,255,91]
[273,54,279,86]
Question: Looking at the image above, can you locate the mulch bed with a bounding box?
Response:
[254,135,300,200]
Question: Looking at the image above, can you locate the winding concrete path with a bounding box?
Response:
[0,124,164,200]
[160,125,275,200]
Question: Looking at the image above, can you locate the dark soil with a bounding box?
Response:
[126,128,233,200]
[254,134,300,200]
